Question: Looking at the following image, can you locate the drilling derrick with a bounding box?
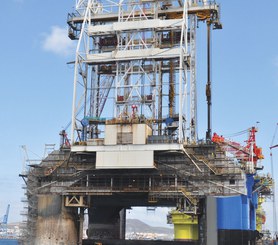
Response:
[20,1,271,245]
[70,0,190,143]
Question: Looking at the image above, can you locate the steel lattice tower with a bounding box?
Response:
[69,0,214,144]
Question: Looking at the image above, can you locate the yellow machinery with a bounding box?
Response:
[170,211,198,241]
[256,197,266,232]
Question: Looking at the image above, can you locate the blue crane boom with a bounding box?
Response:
[2,204,10,224]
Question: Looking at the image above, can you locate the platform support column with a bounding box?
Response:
[88,206,124,239]
[171,211,199,241]
[35,195,78,245]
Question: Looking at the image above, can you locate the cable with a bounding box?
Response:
[270,123,278,237]
[222,128,250,138]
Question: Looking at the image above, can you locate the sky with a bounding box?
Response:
[0,0,278,234]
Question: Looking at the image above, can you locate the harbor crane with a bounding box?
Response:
[0,204,10,236]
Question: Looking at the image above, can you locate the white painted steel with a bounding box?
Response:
[71,1,91,143]
[178,0,188,143]
[71,143,184,152]
[104,125,117,145]
[87,19,183,35]
[132,124,152,144]
[86,47,183,63]
[104,124,152,145]
[190,14,197,142]
[96,150,154,169]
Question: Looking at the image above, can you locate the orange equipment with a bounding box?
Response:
[212,127,264,172]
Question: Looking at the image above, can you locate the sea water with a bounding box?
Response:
[0,239,19,245]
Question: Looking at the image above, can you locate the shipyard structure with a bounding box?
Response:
[20,1,273,245]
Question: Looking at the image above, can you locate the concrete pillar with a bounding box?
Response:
[35,195,78,245]
[88,206,125,240]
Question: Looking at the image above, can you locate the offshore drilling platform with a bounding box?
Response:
[20,0,274,245]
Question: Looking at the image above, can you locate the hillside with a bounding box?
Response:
[126,219,173,235]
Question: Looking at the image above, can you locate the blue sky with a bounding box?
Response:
[0,0,278,233]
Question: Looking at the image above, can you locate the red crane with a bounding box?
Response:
[212,127,264,174]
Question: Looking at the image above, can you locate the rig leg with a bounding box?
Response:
[88,206,125,240]
[171,211,199,241]
[35,195,78,245]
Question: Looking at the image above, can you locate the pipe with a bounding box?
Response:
[78,208,85,245]
[206,22,212,142]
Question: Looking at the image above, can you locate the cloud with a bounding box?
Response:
[42,26,75,56]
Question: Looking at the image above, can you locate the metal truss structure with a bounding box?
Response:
[68,0,222,145]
